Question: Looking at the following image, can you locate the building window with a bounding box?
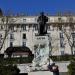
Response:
[10,34,14,39]
[61,51,64,55]
[35,18,37,22]
[47,25,50,30]
[0,41,2,47]
[35,33,38,36]
[29,24,32,28]
[21,25,26,31]
[23,34,26,39]
[49,50,51,56]
[10,26,14,31]
[33,24,38,30]
[60,33,63,38]
[72,33,75,41]
[23,19,26,22]
[72,33,75,47]
[73,51,75,55]
[73,41,75,45]
[22,42,26,47]
[60,33,64,48]
[58,17,62,22]
[0,34,2,39]
[10,42,13,47]
[1,25,3,29]
[69,17,73,22]
[60,40,64,47]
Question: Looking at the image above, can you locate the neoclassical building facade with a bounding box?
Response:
[0,11,75,56]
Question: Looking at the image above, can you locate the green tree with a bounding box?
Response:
[0,64,20,75]
[67,61,75,75]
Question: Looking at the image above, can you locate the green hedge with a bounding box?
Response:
[49,55,75,61]
[0,56,34,65]
[0,55,75,65]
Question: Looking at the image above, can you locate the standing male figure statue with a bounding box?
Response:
[37,12,48,35]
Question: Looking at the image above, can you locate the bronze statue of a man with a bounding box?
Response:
[37,12,48,35]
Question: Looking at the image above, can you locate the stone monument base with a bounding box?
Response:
[28,71,53,75]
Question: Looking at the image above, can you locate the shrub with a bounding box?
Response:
[67,61,75,75]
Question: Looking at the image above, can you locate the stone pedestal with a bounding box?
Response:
[28,71,53,75]
[32,35,53,69]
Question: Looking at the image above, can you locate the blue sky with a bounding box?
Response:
[0,0,75,15]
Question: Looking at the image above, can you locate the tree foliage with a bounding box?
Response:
[0,64,20,75]
[67,61,75,75]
